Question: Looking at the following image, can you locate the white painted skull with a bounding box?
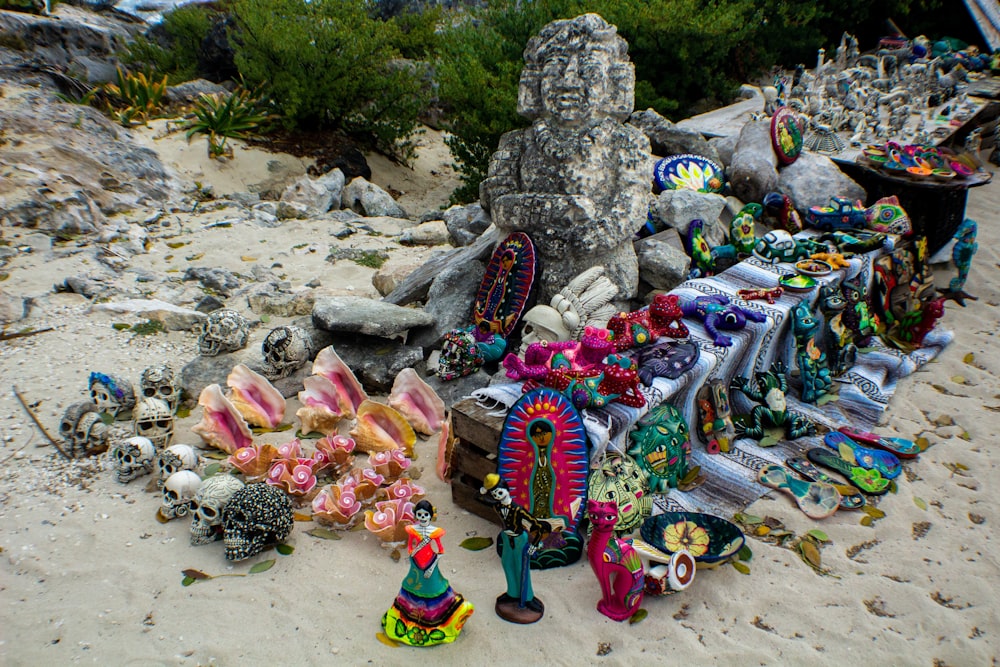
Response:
[133,397,174,449]
[139,365,180,412]
[518,304,571,355]
[160,470,202,521]
[63,404,112,457]
[59,401,98,451]
[88,372,136,419]
[222,484,294,561]
[155,443,200,485]
[198,309,250,356]
[190,474,246,546]
[111,436,158,483]
[260,326,314,379]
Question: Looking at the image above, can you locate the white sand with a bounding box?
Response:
[0,118,997,666]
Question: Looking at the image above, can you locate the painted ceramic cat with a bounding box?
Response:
[586,499,644,622]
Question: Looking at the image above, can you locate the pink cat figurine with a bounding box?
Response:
[586,499,645,622]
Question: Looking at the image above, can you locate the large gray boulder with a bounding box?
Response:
[280,169,346,217]
[342,177,407,219]
[729,119,779,204]
[648,189,728,247]
[778,152,866,213]
[629,108,721,163]
[635,231,690,291]
[443,203,491,247]
[408,259,485,349]
[312,296,434,339]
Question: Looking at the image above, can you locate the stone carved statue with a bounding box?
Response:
[480,14,652,304]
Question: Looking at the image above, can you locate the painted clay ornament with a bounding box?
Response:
[586,499,645,622]
[939,218,978,306]
[791,300,833,403]
[865,195,911,235]
[729,362,816,441]
[757,464,841,519]
[381,500,475,646]
[770,107,804,164]
[474,232,536,338]
[587,453,651,536]
[635,339,700,385]
[480,474,546,624]
[680,295,767,347]
[695,379,736,454]
[729,203,762,256]
[654,154,725,193]
[627,403,691,492]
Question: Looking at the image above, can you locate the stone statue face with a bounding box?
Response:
[539,47,610,125]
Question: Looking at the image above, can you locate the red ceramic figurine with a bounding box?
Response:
[586,499,644,622]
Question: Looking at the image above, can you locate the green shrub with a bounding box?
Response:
[123,5,215,84]
[102,67,169,126]
[229,0,431,156]
[185,87,274,157]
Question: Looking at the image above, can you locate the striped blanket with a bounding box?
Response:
[471,241,951,519]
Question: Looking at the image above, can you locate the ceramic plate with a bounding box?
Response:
[794,259,832,277]
[779,273,818,292]
[639,512,745,564]
[654,154,725,193]
[770,107,804,165]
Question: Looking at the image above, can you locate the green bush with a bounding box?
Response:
[229,0,432,156]
[123,4,215,84]
[185,87,274,158]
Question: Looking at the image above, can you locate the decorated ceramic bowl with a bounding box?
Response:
[638,512,745,564]
[905,166,933,179]
[794,259,832,277]
[779,273,818,292]
[654,154,726,193]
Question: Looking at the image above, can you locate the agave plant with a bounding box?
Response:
[101,67,169,127]
[184,89,273,158]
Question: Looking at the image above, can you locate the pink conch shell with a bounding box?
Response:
[368,449,411,482]
[226,364,286,429]
[296,375,349,435]
[228,443,280,478]
[349,400,416,455]
[312,482,362,528]
[266,457,318,497]
[312,346,368,418]
[436,412,454,483]
[364,498,415,544]
[314,434,356,477]
[377,478,425,504]
[191,384,253,454]
[387,368,446,436]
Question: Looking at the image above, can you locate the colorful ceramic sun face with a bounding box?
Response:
[473,232,536,338]
[653,154,726,193]
[497,387,589,531]
[770,107,804,164]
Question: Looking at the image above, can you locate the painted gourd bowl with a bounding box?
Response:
[639,512,745,564]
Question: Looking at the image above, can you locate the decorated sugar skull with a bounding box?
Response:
[111,436,157,483]
[190,474,246,546]
[160,470,202,521]
[59,401,98,451]
[155,443,200,485]
[222,483,294,561]
[88,372,136,419]
[197,309,250,357]
[139,364,180,412]
[133,397,174,449]
[260,325,314,379]
[72,410,114,457]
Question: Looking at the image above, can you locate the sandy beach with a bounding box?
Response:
[0,88,998,666]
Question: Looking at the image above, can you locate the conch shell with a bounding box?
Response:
[387,368,446,436]
[191,384,253,454]
[312,346,368,418]
[296,375,349,436]
[226,364,286,429]
[349,400,416,456]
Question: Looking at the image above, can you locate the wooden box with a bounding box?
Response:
[449,397,506,526]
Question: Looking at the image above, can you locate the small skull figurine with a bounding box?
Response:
[111,436,158,483]
[190,474,246,546]
[222,483,294,561]
[59,401,98,453]
[518,305,571,355]
[139,364,180,413]
[160,470,202,521]
[88,372,136,419]
[133,397,174,449]
[72,410,114,457]
[155,443,200,486]
[260,326,314,379]
[198,309,250,357]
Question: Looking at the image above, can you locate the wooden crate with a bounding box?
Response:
[449,397,506,526]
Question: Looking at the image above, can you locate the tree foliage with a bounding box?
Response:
[123,4,215,84]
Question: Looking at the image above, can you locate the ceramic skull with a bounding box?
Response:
[198,309,250,357]
[160,470,202,521]
[133,397,174,449]
[111,436,157,483]
[222,483,294,561]
[139,364,180,412]
[88,372,136,419]
[72,410,113,457]
[518,305,570,355]
[59,401,98,450]
[190,474,246,546]
[260,326,314,379]
[155,443,200,485]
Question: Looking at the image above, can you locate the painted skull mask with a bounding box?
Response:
[198,309,250,357]
[139,364,180,413]
[133,397,174,449]
[88,372,136,419]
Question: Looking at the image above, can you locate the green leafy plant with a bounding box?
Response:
[102,67,169,127]
[122,4,216,84]
[185,88,274,158]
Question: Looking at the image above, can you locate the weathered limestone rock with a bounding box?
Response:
[312,296,434,339]
[342,177,407,219]
[399,220,449,246]
[777,151,866,212]
[648,189,728,247]
[629,108,722,163]
[729,119,779,204]
[443,203,491,247]
[279,169,345,217]
[480,14,651,304]
[635,232,691,291]
[91,298,206,331]
[408,259,485,349]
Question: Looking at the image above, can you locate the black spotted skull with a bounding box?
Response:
[155,443,200,486]
[222,484,294,561]
[133,397,174,449]
[260,326,314,379]
[190,474,246,546]
[140,365,180,412]
[111,436,157,483]
[160,470,202,520]
[88,372,136,419]
[198,309,250,357]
